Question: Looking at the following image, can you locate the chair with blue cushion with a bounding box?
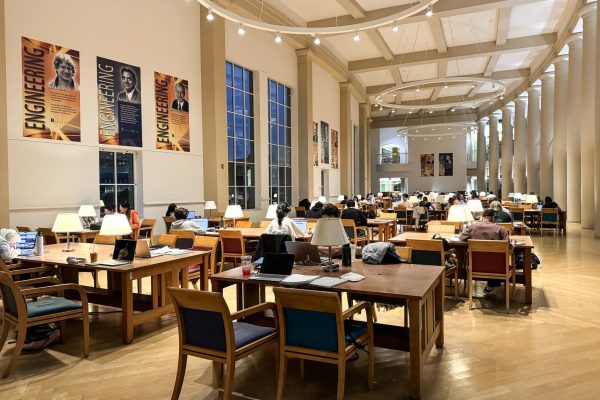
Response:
[341,219,369,248]
[541,208,559,235]
[0,271,89,378]
[406,238,458,298]
[273,287,374,400]
[167,287,278,400]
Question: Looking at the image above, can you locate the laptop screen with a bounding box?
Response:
[260,253,295,275]
[187,210,196,219]
[112,239,137,261]
[15,232,37,250]
[190,218,208,230]
[294,219,307,234]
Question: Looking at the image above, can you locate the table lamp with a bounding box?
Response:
[266,204,278,219]
[408,195,419,205]
[479,191,487,197]
[524,194,538,204]
[357,195,362,200]
[311,218,349,272]
[466,199,484,219]
[318,196,327,203]
[447,205,474,232]
[377,192,383,197]
[52,213,84,252]
[508,193,515,201]
[225,204,244,227]
[338,195,345,202]
[99,214,133,237]
[513,193,523,202]
[78,205,97,228]
[204,200,216,217]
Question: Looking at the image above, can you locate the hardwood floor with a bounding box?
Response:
[2,224,600,399]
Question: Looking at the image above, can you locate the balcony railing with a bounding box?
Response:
[377,153,409,165]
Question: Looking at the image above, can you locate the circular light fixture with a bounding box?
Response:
[406,122,476,138]
[196,0,439,35]
[275,32,282,43]
[206,8,215,21]
[238,24,245,35]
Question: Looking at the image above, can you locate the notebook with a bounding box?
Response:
[135,239,169,258]
[309,277,347,288]
[250,253,295,282]
[16,232,37,256]
[98,239,137,266]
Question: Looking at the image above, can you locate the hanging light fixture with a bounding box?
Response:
[353,31,360,42]
[238,24,245,35]
[314,34,321,45]
[426,5,433,17]
[392,21,399,32]
[275,32,282,43]
[206,8,215,21]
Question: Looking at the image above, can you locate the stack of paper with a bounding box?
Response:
[309,277,348,288]
[280,274,319,286]
[340,272,365,282]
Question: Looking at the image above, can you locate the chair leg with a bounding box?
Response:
[223,359,235,400]
[3,322,26,378]
[276,354,287,400]
[299,359,305,379]
[82,311,90,358]
[505,278,510,313]
[468,270,473,310]
[171,353,188,400]
[59,320,66,344]
[92,271,99,288]
[0,320,12,353]
[336,358,346,400]
[454,269,458,299]
[367,336,374,390]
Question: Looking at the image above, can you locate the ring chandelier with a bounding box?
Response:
[375,77,506,111]
[197,0,439,35]
[398,123,476,138]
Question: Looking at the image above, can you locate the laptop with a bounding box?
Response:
[250,253,295,282]
[189,218,209,231]
[294,219,307,235]
[135,239,168,258]
[99,239,137,266]
[187,210,196,219]
[16,232,37,256]
[285,241,328,265]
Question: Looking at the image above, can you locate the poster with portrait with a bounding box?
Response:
[420,153,434,177]
[439,153,453,176]
[154,72,190,152]
[312,122,319,166]
[320,121,330,164]
[21,37,80,141]
[330,129,339,169]
[97,57,142,147]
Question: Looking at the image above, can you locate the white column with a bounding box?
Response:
[488,113,500,196]
[477,118,487,192]
[513,95,528,193]
[580,3,597,229]
[595,1,600,238]
[501,105,514,198]
[553,55,569,212]
[566,33,583,222]
[540,73,554,200]
[526,85,541,195]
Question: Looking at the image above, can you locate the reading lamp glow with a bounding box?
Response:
[99,214,132,237]
[52,213,83,252]
[311,218,349,272]
[204,200,217,217]
[78,205,97,228]
[318,196,327,203]
[225,205,244,227]
[266,204,278,219]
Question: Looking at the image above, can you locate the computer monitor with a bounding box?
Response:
[187,210,196,219]
[190,218,209,230]
[294,219,307,234]
[15,232,37,250]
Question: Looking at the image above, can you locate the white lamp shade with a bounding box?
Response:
[525,194,538,204]
[479,191,487,197]
[52,213,84,233]
[429,192,438,199]
[99,200,105,207]
[466,200,484,213]
[514,193,523,200]
[204,201,217,210]
[100,214,133,236]
[266,204,278,219]
[78,205,97,218]
[311,218,349,247]
[357,195,362,200]
[377,192,383,197]
[447,205,475,223]
[318,196,327,203]
[338,195,345,202]
[508,193,515,198]
[225,204,244,219]
[310,200,318,208]
[408,196,419,204]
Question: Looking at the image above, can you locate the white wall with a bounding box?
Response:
[4,0,203,232]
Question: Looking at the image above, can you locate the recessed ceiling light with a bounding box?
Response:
[408,111,413,114]
[444,83,448,89]
[393,93,397,97]
[450,108,455,112]
[416,87,421,92]
[416,130,419,133]
[391,109,396,114]
[429,110,433,114]
[314,35,321,45]
[206,8,215,21]
[238,24,245,36]
[438,137,441,140]
[448,127,451,130]
[275,32,282,43]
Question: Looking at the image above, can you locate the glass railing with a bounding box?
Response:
[377,153,409,165]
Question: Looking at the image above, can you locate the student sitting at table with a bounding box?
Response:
[341,200,367,228]
[398,193,413,209]
[489,201,513,223]
[119,201,140,231]
[0,228,21,263]
[170,207,206,235]
[265,203,304,240]
[90,205,114,230]
[306,202,324,219]
[165,203,177,217]
[542,196,561,210]
[322,204,341,218]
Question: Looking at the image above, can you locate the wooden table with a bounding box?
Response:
[76,229,99,243]
[524,209,567,235]
[210,261,445,399]
[389,232,535,304]
[207,217,251,228]
[15,243,210,344]
[205,227,312,242]
[367,219,396,241]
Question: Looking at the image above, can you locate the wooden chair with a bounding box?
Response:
[170,229,195,249]
[157,234,177,248]
[138,218,156,244]
[214,211,225,218]
[406,238,458,298]
[259,220,271,228]
[16,226,33,232]
[541,208,560,235]
[163,216,176,233]
[497,222,514,234]
[0,258,60,285]
[379,212,398,236]
[0,271,89,378]
[190,236,219,289]
[508,207,525,223]
[36,227,73,245]
[467,239,515,313]
[427,224,456,234]
[218,230,251,273]
[294,207,307,218]
[335,204,345,211]
[341,219,369,249]
[394,206,411,230]
[167,287,277,400]
[273,287,374,400]
[235,220,253,228]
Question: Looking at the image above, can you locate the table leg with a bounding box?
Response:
[435,277,444,347]
[211,280,225,387]
[121,273,134,344]
[378,224,384,241]
[408,299,423,400]
[201,253,209,291]
[524,248,532,304]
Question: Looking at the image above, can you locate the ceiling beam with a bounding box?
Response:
[468,55,500,97]
[367,30,395,61]
[495,7,512,45]
[430,61,448,101]
[349,33,555,73]
[335,0,366,19]
[390,68,403,85]
[429,17,447,53]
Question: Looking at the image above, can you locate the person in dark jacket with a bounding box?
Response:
[341,200,367,227]
[306,202,324,218]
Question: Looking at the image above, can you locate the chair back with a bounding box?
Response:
[168,287,234,354]
[396,246,412,261]
[508,207,525,222]
[235,220,253,228]
[294,207,306,218]
[163,216,176,233]
[496,222,514,234]
[541,208,559,222]
[138,218,157,240]
[405,239,445,266]
[259,220,271,228]
[273,287,344,354]
[93,234,116,245]
[193,236,220,273]
[341,218,358,239]
[16,226,33,232]
[427,224,455,234]
[37,227,59,245]
[254,234,291,261]
[379,212,397,221]
[170,229,196,249]
[219,229,245,255]
[157,234,177,248]
[468,239,510,275]
[214,211,225,218]
[0,271,25,319]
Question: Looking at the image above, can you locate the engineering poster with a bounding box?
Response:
[155,72,190,151]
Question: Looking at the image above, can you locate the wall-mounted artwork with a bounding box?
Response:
[320,121,329,164]
[22,37,80,141]
[155,72,190,152]
[97,57,142,147]
[439,153,453,176]
[312,122,319,166]
[420,153,434,177]
[330,129,339,169]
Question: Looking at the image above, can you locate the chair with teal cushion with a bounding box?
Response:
[0,271,89,378]
[167,287,278,400]
[541,208,559,235]
[273,287,374,400]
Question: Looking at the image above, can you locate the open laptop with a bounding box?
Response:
[16,232,37,256]
[135,239,169,258]
[294,219,307,235]
[250,252,295,282]
[189,218,209,231]
[285,241,328,265]
[187,210,196,219]
[99,239,137,266]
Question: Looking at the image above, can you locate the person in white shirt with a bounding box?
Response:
[0,228,21,263]
[398,193,413,209]
[265,203,304,240]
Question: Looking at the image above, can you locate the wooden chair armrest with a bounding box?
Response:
[231,302,277,321]
[8,266,50,276]
[20,284,89,304]
[342,300,372,320]
[16,277,62,287]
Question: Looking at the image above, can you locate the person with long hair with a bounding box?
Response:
[265,203,304,239]
[119,201,140,231]
[165,203,177,217]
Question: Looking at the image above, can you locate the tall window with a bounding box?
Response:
[268,79,292,204]
[226,61,255,209]
[99,151,135,208]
